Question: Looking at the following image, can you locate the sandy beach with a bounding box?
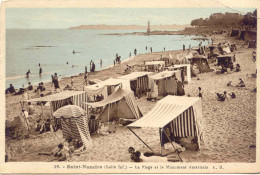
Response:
[5,32,256,163]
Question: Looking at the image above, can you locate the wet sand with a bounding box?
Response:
[5,33,256,162]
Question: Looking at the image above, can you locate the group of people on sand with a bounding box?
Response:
[216,63,241,74]
[216,78,245,101]
[6,80,45,99]
[38,138,84,161]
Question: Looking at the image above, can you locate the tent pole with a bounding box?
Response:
[128,127,157,156]
[107,104,110,124]
[163,129,183,162]
[160,128,163,156]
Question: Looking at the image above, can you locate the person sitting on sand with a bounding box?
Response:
[36,83,42,95]
[198,87,202,98]
[39,143,70,161]
[216,91,227,101]
[6,84,16,94]
[227,81,232,86]
[40,119,54,134]
[235,64,241,72]
[35,119,42,132]
[229,92,236,98]
[28,102,35,115]
[41,82,46,91]
[237,78,245,87]
[27,82,33,90]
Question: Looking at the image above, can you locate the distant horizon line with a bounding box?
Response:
[6,24,191,30]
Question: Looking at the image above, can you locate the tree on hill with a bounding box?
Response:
[242,9,257,28]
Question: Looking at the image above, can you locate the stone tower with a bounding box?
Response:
[147,21,151,35]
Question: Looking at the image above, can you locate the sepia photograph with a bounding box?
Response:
[0,0,259,173]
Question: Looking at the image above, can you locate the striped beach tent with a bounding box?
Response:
[53,105,92,149]
[117,72,153,95]
[128,96,203,151]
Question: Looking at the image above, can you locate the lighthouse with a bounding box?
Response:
[147,21,151,35]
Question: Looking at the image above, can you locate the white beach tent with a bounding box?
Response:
[149,71,178,96]
[128,96,203,157]
[83,88,142,123]
[84,78,131,99]
[145,61,165,67]
[165,64,191,83]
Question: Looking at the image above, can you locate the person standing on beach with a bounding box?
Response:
[146,46,147,51]
[92,62,95,72]
[164,47,165,52]
[84,72,88,85]
[25,69,31,78]
[53,73,60,92]
[39,63,41,67]
[71,76,74,88]
[183,44,185,51]
[85,66,88,73]
[39,67,42,76]
[90,60,93,71]
[134,49,137,56]
[100,59,102,68]
[150,47,152,53]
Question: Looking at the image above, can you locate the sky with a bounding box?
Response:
[6,7,256,29]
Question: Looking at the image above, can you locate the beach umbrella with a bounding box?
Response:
[53,105,86,119]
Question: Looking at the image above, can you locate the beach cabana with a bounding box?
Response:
[53,105,92,148]
[165,65,191,83]
[173,64,191,83]
[189,56,212,73]
[248,40,256,48]
[83,89,142,123]
[117,72,153,96]
[149,71,178,96]
[128,96,203,157]
[22,90,88,112]
[145,61,165,72]
[216,55,233,69]
[84,78,131,100]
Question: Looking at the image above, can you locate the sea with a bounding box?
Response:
[6,29,209,89]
